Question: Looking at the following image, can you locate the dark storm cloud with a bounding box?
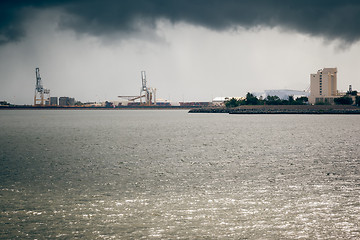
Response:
[1,0,360,44]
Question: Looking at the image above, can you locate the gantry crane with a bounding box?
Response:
[34,68,50,106]
[140,71,156,105]
[118,71,156,105]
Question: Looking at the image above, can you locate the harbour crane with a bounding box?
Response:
[34,68,50,106]
[140,71,156,105]
[118,71,156,105]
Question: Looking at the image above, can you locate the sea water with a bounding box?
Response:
[0,110,359,239]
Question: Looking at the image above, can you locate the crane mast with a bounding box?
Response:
[140,71,156,105]
[35,68,43,92]
[141,71,147,91]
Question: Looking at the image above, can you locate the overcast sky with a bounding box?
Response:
[1,0,360,104]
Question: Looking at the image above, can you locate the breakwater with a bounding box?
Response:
[189,105,360,114]
[0,105,201,110]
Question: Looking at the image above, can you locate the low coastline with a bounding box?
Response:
[189,105,360,114]
[2,104,360,114]
[0,105,200,110]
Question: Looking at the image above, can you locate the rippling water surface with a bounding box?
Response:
[1,110,359,239]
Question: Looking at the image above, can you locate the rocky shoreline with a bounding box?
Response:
[189,105,360,114]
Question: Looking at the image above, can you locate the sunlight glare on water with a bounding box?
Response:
[0,110,359,239]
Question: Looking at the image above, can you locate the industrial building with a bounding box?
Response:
[59,97,75,106]
[309,68,338,104]
[50,97,58,106]
[155,99,171,106]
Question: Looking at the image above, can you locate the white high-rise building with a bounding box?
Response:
[309,68,338,104]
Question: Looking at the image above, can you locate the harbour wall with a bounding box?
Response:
[189,105,360,114]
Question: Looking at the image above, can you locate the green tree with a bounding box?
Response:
[0,101,10,106]
[265,95,282,105]
[334,96,353,105]
[288,95,295,104]
[346,90,358,96]
[245,92,259,105]
[225,98,240,108]
[74,101,83,106]
[105,101,114,108]
[295,96,308,105]
[356,96,360,106]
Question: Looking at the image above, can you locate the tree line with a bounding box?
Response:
[334,90,360,105]
[225,93,308,108]
[225,91,360,108]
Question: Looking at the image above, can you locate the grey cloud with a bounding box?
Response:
[1,0,360,44]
